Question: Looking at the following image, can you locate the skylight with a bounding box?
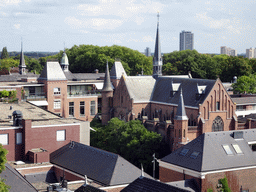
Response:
[190,151,200,159]
[222,145,233,155]
[232,144,243,154]
[180,148,189,156]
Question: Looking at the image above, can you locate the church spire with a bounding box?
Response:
[153,12,162,79]
[102,61,113,92]
[175,88,188,120]
[19,40,26,75]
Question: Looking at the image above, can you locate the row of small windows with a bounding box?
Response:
[180,148,200,159]
[69,101,96,117]
[0,130,66,145]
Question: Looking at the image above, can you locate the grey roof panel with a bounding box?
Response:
[0,163,38,192]
[231,96,256,105]
[121,177,190,192]
[110,61,127,79]
[161,129,256,172]
[50,142,151,186]
[75,184,106,192]
[151,77,216,108]
[125,76,155,102]
[38,61,67,81]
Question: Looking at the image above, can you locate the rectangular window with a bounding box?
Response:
[69,102,74,117]
[16,133,22,145]
[216,102,220,111]
[80,101,85,116]
[54,100,61,109]
[56,130,66,141]
[232,144,243,154]
[222,144,233,155]
[180,148,189,156]
[54,87,61,95]
[90,101,96,115]
[0,134,8,145]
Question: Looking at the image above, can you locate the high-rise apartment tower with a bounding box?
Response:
[179,31,194,51]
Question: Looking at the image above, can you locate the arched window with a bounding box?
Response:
[212,116,224,132]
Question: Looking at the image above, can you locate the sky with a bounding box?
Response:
[0,0,256,54]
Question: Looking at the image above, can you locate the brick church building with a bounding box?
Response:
[101,14,238,151]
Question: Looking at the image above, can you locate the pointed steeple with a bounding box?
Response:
[19,41,26,75]
[153,12,162,79]
[61,47,69,72]
[102,61,113,92]
[175,88,188,120]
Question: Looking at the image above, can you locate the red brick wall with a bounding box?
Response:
[18,166,53,176]
[67,96,97,122]
[102,91,113,125]
[23,119,80,161]
[0,128,24,161]
[53,166,84,182]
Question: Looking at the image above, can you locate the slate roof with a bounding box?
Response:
[75,184,106,192]
[64,71,75,80]
[175,88,188,120]
[50,142,152,186]
[110,61,127,79]
[38,61,67,81]
[72,73,105,80]
[0,163,38,192]
[167,179,200,192]
[231,96,256,105]
[124,76,155,103]
[151,77,216,108]
[102,62,113,92]
[161,129,256,172]
[121,177,190,192]
[0,73,39,82]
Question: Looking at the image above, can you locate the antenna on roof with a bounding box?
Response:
[84,175,88,185]
[140,164,144,178]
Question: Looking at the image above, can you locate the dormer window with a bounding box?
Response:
[196,85,207,100]
[170,82,180,97]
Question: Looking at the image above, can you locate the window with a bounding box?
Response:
[222,145,233,155]
[54,100,61,109]
[180,148,189,156]
[69,102,74,117]
[248,142,256,151]
[16,133,22,145]
[212,116,224,132]
[216,102,220,111]
[56,130,66,141]
[190,151,200,159]
[80,101,85,116]
[0,134,8,145]
[54,87,61,95]
[90,101,96,115]
[232,144,243,154]
[236,105,243,111]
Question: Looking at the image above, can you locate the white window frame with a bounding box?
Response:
[16,132,22,145]
[56,130,66,141]
[54,87,61,95]
[0,134,8,145]
[54,100,61,109]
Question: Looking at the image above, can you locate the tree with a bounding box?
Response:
[90,118,170,176]
[232,74,256,94]
[219,176,231,192]
[27,58,43,74]
[0,144,10,191]
[1,47,9,59]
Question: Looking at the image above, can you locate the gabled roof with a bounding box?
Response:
[75,184,106,192]
[151,77,216,108]
[121,177,190,192]
[124,76,155,103]
[110,61,127,79]
[161,129,256,172]
[38,61,67,81]
[50,142,151,186]
[0,163,38,192]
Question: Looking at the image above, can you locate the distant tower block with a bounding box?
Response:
[179,31,194,51]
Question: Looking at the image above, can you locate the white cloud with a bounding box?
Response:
[14,23,20,29]
[195,12,230,29]
[0,0,21,6]
[142,35,154,42]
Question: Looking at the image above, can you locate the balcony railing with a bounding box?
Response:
[25,93,46,100]
[68,90,101,97]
